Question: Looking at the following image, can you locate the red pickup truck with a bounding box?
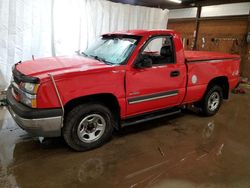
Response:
[7,30,240,151]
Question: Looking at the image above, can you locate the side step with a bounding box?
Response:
[121,107,181,127]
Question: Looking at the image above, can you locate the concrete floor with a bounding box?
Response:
[1,86,250,188]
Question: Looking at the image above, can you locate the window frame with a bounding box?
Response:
[137,34,176,66]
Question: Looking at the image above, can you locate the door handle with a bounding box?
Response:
[170,70,180,77]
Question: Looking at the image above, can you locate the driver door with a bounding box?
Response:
[126,35,186,117]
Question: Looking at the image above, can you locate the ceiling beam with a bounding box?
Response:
[108,0,250,9]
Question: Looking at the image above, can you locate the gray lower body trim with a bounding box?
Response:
[128,90,179,104]
[8,105,62,137]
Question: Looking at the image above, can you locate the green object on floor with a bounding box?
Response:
[0,99,8,106]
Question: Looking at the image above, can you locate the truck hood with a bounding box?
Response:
[16,56,113,79]
[185,51,240,62]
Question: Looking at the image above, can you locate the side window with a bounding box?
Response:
[141,36,175,65]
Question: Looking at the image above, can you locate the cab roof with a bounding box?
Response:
[104,29,176,37]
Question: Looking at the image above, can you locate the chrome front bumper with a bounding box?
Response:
[6,86,63,137]
[8,105,62,137]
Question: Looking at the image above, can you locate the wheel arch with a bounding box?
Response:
[206,76,229,99]
[64,93,121,126]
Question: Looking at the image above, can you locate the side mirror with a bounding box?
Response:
[134,57,153,69]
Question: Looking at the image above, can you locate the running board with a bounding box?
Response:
[121,108,181,127]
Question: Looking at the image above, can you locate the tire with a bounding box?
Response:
[201,85,223,116]
[63,103,114,151]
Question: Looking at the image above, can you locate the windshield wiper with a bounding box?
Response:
[89,55,113,65]
[81,52,89,57]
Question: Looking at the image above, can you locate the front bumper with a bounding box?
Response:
[7,87,63,137]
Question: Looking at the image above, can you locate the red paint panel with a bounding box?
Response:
[185,50,240,62]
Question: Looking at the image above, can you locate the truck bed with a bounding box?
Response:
[185,51,240,62]
[183,50,240,105]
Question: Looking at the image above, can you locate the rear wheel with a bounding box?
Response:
[63,103,114,151]
[201,85,223,116]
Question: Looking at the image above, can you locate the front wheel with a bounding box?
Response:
[201,85,223,116]
[63,103,114,151]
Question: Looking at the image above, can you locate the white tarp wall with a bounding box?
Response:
[0,0,169,89]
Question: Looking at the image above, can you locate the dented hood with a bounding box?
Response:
[16,55,112,80]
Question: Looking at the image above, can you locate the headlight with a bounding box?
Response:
[20,92,37,108]
[21,83,40,94]
[19,82,40,108]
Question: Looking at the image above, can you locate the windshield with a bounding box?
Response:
[83,35,140,65]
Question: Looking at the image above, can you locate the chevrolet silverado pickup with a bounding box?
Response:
[7,30,240,151]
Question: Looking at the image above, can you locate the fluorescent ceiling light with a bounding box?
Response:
[168,0,182,4]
